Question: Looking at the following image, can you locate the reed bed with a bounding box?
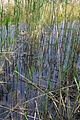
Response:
[0,0,80,120]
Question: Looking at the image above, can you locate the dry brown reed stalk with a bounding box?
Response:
[14,71,65,119]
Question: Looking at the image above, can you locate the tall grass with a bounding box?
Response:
[0,0,80,29]
[0,0,80,120]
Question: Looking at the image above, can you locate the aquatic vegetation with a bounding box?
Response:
[0,0,80,120]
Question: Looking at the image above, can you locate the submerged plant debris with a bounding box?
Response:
[0,0,80,120]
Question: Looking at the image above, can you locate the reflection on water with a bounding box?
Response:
[0,21,80,119]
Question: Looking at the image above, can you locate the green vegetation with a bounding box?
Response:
[0,0,80,30]
[0,0,80,120]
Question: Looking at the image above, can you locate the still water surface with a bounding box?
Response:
[0,21,80,119]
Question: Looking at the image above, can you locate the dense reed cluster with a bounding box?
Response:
[0,0,80,120]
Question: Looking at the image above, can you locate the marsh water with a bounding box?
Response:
[0,21,80,120]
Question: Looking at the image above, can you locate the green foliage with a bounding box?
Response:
[42,98,48,118]
[47,78,51,91]
[24,111,28,120]
[74,77,80,92]
[15,64,18,71]
[51,116,56,120]
[0,0,80,120]
[29,66,34,80]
